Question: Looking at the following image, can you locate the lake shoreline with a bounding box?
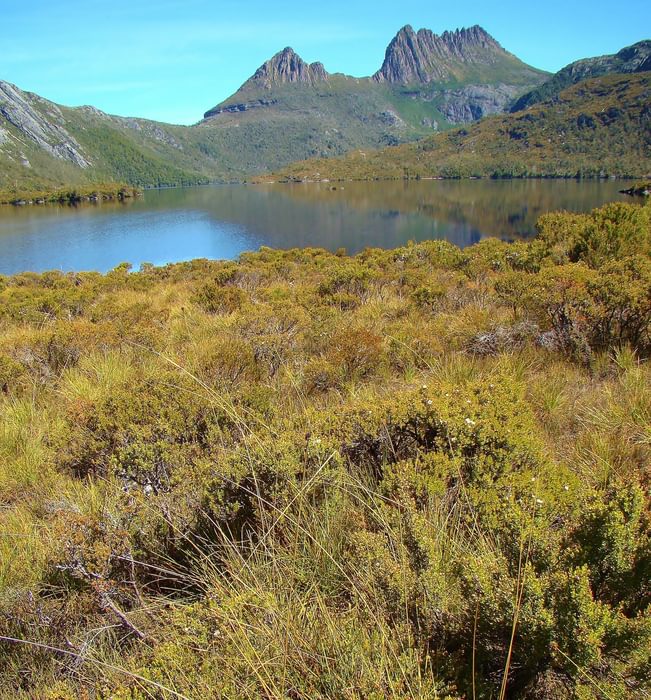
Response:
[0,184,142,208]
[251,173,643,185]
[0,179,633,276]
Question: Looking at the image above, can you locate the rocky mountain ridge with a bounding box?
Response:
[0,81,90,168]
[511,39,651,111]
[373,25,507,83]
[202,24,548,138]
[249,47,329,87]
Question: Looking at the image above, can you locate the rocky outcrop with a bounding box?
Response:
[620,182,650,196]
[511,40,651,112]
[248,47,329,88]
[204,98,278,119]
[120,119,184,150]
[0,81,91,167]
[373,25,510,84]
[379,109,406,128]
[438,84,524,123]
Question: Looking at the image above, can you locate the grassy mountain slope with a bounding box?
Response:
[268,73,651,181]
[511,39,651,112]
[0,89,214,191]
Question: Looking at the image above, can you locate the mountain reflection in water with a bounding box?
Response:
[0,179,628,274]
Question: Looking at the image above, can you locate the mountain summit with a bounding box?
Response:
[373,25,539,84]
[203,47,330,118]
[247,47,329,88]
[375,25,499,83]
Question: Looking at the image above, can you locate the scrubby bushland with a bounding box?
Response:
[0,184,141,206]
[268,73,651,182]
[0,201,649,699]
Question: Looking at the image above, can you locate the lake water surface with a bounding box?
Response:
[0,179,630,274]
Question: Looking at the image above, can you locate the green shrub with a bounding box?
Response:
[191,283,248,314]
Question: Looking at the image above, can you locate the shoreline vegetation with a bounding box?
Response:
[620,180,651,196]
[0,183,142,207]
[0,199,649,699]
[252,172,646,186]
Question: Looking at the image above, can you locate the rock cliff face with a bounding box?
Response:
[0,81,91,167]
[438,84,524,123]
[204,98,278,119]
[373,25,511,84]
[511,40,651,112]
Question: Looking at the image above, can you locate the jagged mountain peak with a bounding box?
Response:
[203,45,330,118]
[248,46,329,88]
[374,24,514,84]
[204,23,547,121]
[394,24,497,45]
[442,25,495,42]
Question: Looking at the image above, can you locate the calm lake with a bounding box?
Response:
[0,179,630,274]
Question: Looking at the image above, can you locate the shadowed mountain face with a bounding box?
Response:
[511,40,651,112]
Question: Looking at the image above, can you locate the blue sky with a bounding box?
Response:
[2,0,648,125]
